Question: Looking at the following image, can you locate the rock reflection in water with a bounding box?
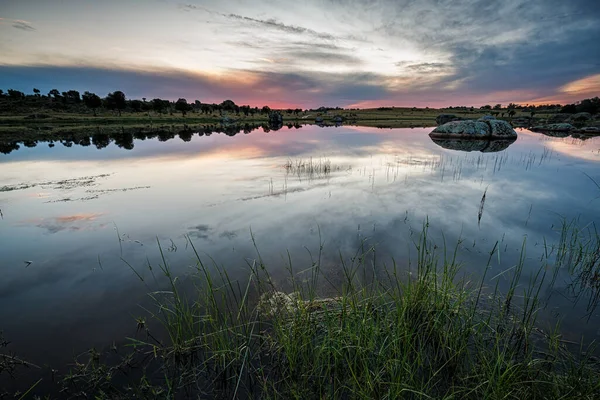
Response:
[430,137,517,153]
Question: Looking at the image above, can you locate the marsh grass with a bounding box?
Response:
[33,222,598,399]
[557,218,600,315]
[284,157,350,180]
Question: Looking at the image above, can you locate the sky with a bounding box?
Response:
[0,0,599,108]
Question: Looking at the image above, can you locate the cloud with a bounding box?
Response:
[1,61,598,110]
[559,74,600,96]
[0,18,36,32]
[226,13,337,40]
[180,5,341,41]
[2,0,599,107]
[396,62,451,73]
[272,50,364,66]
[12,20,36,31]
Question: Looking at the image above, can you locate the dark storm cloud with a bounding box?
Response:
[441,25,600,96]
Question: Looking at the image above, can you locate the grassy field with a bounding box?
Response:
[0,107,563,151]
[0,107,555,131]
[2,222,599,399]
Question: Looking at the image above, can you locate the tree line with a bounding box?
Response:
[0,88,305,117]
[448,98,599,116]
[1,88,598,117]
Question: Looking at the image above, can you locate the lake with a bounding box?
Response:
[1,124,599,380]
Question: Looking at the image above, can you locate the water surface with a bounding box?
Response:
[1,125,599,371]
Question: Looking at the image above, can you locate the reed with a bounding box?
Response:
[38,221,600,399]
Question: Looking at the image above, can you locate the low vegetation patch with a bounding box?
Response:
[3,222,599,399]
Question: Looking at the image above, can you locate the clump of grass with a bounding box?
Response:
[44,223,600,399]
[284,157,349,179]
[556,218,600,315]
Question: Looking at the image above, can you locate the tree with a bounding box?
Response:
[130,99,143,113]
[221,99,237,112]
[0,90,4,97]
[493,104,502,110]
[151,98,170,114]
[33,88,40,97]
[175,98,191,116]
[7,89,24,99]
[200,103,212,114]
[152,98,164,114]
[82,91,102,116]
[105,91,126,116]
[507,109,516,118]
[560,104,577,114]
[66,90,81,103]
[48,89,61,98]
[240,105,251,116]
[261,105,271,114]
[577,97,600,114]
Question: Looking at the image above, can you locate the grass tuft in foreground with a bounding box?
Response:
[5,223,600,399]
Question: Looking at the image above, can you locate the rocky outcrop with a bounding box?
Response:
[258,291,301,318]
[258,291,341,318]
[531,123,574,132]
[332,116,344,123]
[430,119,517,139]
[436,114,463,125]
[487,119,518,137]
[430,121,490,138]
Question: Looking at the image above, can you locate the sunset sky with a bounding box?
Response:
[1,0,599,108]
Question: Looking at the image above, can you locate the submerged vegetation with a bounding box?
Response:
[2,221,600,399]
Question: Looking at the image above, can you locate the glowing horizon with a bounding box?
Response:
[1,0,599,108]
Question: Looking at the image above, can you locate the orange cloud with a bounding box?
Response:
[559,74,600,96]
